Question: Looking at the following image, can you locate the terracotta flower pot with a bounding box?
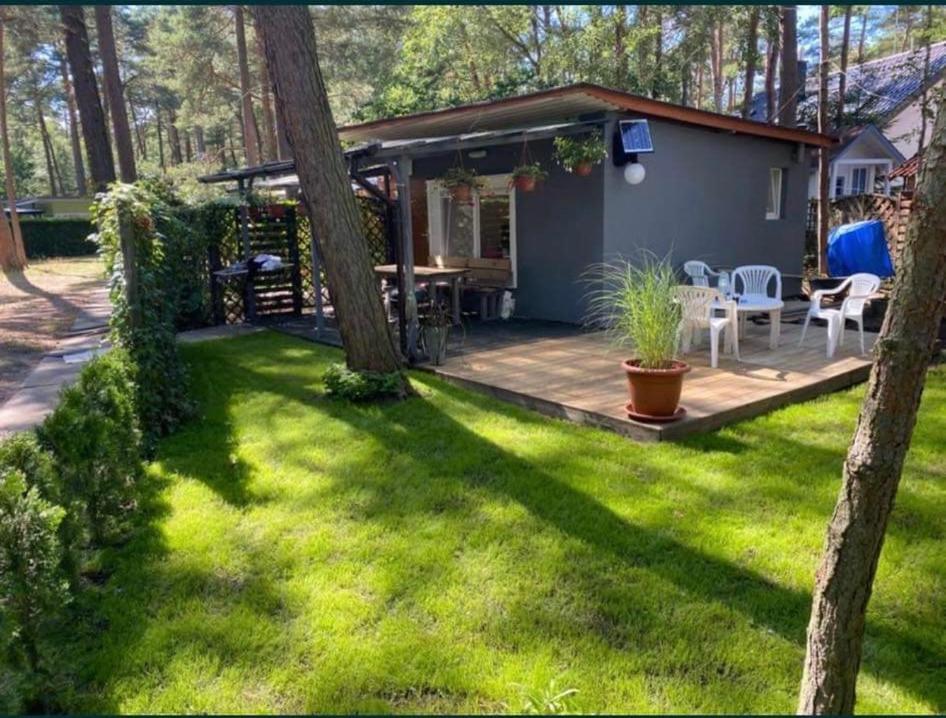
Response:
[622,359,690,420]
[513,175,537,192]
[450,184,473,202]
[573,162,594,176]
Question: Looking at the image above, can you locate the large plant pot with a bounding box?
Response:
[513,175,537,192]
[573,162,594,177]
[450,185,473,202]
[425,325,450,366]
[622,359,690,421]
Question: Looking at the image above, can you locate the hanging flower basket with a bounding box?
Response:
[442,166,483,203]
[573,162,594,177]
[450,184,474,202]
[510,162,548,192]
[553,133,608,176]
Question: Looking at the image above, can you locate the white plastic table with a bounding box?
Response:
[733,295,784,349]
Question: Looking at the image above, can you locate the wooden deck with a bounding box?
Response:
[425,318,877,441]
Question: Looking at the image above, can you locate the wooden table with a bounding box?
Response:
[374,265,470,325]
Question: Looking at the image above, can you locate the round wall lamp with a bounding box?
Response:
[624,162,646,185]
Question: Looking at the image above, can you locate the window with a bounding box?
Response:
[834,174,846,197]
[851,166,869,195]
[426,174,517,284]
[766,168,784,220]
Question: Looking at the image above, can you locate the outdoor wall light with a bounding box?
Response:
[624,162,646,185]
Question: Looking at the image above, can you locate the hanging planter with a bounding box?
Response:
[510,162,548,192]
[442,166,483,203]
[553,133,608,176]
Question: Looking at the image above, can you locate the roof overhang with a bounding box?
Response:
[338,82,835,148]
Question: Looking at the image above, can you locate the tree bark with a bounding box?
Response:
[36,95,59,196]
[59,50,87,195]
[235,5,260,166]
[742,7,760,118]
[916,5,933,168]
[836,7,852,130]
[817,6,830,275]
[253,4,407,384]
[778,5,799,127]
[614,5,627,88]
[857,9,868,66]
[94,6,136,183]
[254,24,277,161]
[60,5,115,190]
[0,17,24,269]
[765,31,780,122]
[798,95,946,716]
[155,103,165,171]
[710,18,724,113]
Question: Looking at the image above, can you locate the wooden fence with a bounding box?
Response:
[808,193,915,269]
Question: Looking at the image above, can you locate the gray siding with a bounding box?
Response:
[603,117,808,284]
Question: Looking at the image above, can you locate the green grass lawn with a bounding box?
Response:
[63,331,946,713]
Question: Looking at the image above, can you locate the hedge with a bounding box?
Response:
[20,218,96,258]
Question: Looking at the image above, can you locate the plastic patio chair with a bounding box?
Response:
[674,285,739,369]
[732,265,782,301]
[799,273,881,358]
[683,260,721,288]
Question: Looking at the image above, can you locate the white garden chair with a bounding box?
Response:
[683,260,721,288]
[799,273,881,358]
[732,265,782,301]
[674,285,739,369]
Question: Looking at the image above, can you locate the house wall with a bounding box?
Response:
[409,140,603,324]
[602,116,808,286]
[883,78,944,158]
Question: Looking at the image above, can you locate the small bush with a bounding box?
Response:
[37,352,142,546]
[0,470,70,711]
[323,363,406,401]
[20,218,95,258]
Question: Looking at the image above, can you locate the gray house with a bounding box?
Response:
[338,84,832,325]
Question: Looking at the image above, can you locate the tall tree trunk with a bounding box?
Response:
[765,31,780,122]
[614,5,627,88]
[0,17,24,269]
[60,5,115,190]
[817,6,830,275]
[36,96,58,196]
[58,50,86,196]
[184,130,192,163]
[253,4,408,384]
[742,7,760,118]
[778,5,799,126]
[254,27,277,161]
[235,5,260,166]
[652,7,663,99]
[168,114,183,165]
[94,6,136,182]
[127,93,147,161]
[194,126,206,157]
[857,8,868,65]
[710,18,724,113]
[798,95,946,717]
[916,5,933,168]
[836,6,852,129]
[155,104,165,171]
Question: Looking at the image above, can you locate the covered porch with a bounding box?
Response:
[424,316,877,441]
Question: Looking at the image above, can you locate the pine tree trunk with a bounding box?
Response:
[59,50,87,195]
[60,5,115,190]
[253,4,407,383]
[778,5,799,127]
[836,7,852,130]
[710,19,724,113]
[798,97,946,716]
[0,17,24,269]
[765,32,780,122]
[155,104,165,170]
[817,6,830,275]
[254,27,278,161]
[742,7,760,118]
[94,6,136,182]
[235,5,260,166]
[195,126,206,157]
[36,97,58,196]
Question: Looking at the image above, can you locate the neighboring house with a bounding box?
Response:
[806,124,904,199]
[888,152,921,193]
[335,83,830,324]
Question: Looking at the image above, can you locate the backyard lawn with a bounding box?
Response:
[63,331,946,713]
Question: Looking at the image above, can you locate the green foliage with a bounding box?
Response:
[38,352,142,547]
[440,166,484,190]
[92,183,194,447]
[553,133,608,171]
[0,469,69,711]
[20,219,96,259]
[517,678,579,715]
[585,255,682,369]
[323,363,406,401]
[511,162,548,181]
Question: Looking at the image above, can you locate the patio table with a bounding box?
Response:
[374,265,470,325]
[733,295,784,349]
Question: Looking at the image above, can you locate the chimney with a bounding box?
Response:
[797,60,808,102]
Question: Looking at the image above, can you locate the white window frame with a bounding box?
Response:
[766,168,783,220]
[850,165,870,195]
[426,174,517,286]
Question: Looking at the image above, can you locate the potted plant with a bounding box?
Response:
[510,162,548,192]
[553,133,608,176]
[442,166,483,202]
[422,301,452,366]
[585,255,689,421]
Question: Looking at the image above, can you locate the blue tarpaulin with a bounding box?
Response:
[827,220,895,278]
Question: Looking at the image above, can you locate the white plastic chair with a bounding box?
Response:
[732,265,782,301]
[683,261,721,288]
[799,273,881,357]
[674,286,739,368]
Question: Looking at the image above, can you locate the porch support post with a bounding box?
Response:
[392,156,419,361]
[829,162,838,200]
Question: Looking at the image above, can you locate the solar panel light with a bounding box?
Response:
[613,119,653,186]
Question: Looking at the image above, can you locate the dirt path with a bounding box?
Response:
[0,257,106,405]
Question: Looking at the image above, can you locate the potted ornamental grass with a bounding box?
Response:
[442,166,483,202]
[422,301,452,365]
[585,255,689,421]
[510,162,548,192]
[553,133,608,176]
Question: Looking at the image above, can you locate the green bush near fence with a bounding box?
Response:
[20,218,96,258]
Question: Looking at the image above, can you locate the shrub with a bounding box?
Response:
[0,470,70,711]
[37,352,142,546]
[20,218,96,258]
[92,183,193,446]
[324,363,407,401]
[553,132,608,171]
